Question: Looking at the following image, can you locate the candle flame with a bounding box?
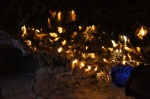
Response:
[24,40,31,46]
[62,40,67,46]
[72,59,78,69]
[111,40,118,47]
[57,47,63,53]
[79,26,82,30]
[137,26,147,40]
[49,32,58,38]
[58,27,63,33]
[85,66,91,72]
[136,47,141,53]
[80,61,85,69]
[57,11,62,21]
[21,25,27,37]
[70,10,76,21]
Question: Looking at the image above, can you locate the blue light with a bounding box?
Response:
[111,65,134,87]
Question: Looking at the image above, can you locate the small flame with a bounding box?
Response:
[70,10,76,21]
[122,60,126,65]
[108,47,113,51]
[57,11,62,21]
[86,46,88,50]
[35,29,40,32]
[80,61,85,69]
[61,40,67,46]
[49,32,58,38]
[24,40,31,46]
[91,25,96,32]
[123,36,127,44]
[94,66,98,72]
[85,66,91,72]
[88,53,95,59]
[103,58,108,63]
[57,47,63,53]
[79,26,82,30]
[21,25,27,37]
[111,40,118,47]
[137,26,147,40]
[127,53,132,62]
[136,47,141,53]
[72,59,78,69]
[54,37,60,41]
[58,27,63,33]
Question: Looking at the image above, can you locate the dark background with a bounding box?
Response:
[1,0,150,46]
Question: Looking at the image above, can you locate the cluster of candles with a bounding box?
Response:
[20,10,147,81]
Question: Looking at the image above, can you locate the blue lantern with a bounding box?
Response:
[111,65,134,87]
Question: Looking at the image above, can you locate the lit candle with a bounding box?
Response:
[72,59,78,69]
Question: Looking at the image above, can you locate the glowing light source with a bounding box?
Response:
[79,26,82,30]
[85,66,91,72]
[80,61,85,69]
[57,47,63,53]
[136,47,141,53]
[58,27,63,33]
[137,26,147,40]
[111,40,118,47]
[72,59,78,69]
[49,32,58,38]
[70,10,76,21]
[61,40,67,46]
[21,25,27,37]
[24,40,31,46]
[57,11,62,21]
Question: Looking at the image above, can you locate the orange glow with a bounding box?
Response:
[85,66,91,72]
[137,26,147,40]
[72,59,78,69]
[111,40,118,47]
[61,40,67,46]
[80,61,85,69]
[136,47,141,53]
[57,47,63,53]
[58,27,63,33]
[21,25,27,37]
[57,11,62,21]
[79,26,82,30]
[24,40,31,46]
[49,32,58,38]
[70,10,76,21]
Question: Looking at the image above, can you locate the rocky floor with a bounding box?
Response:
[0,73,134,99]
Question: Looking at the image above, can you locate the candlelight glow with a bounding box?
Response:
[24,40,31,46]
[111,40,118,47]
[137,26,147,40]
[70,10,76,21]
[94,66,98,72]
[50,32,58,38]
[21,25,27,37]
[72,59,78,69]
[20,10,145,82]
[103,58,108,63]
[85,66,91,72]
[79,26,82,30]
[136,47,141,53]
[58,27,63,33]
[57,11,62,21]
[58,47,63,53]
[80,61,85,69]
[61,40,67,46]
